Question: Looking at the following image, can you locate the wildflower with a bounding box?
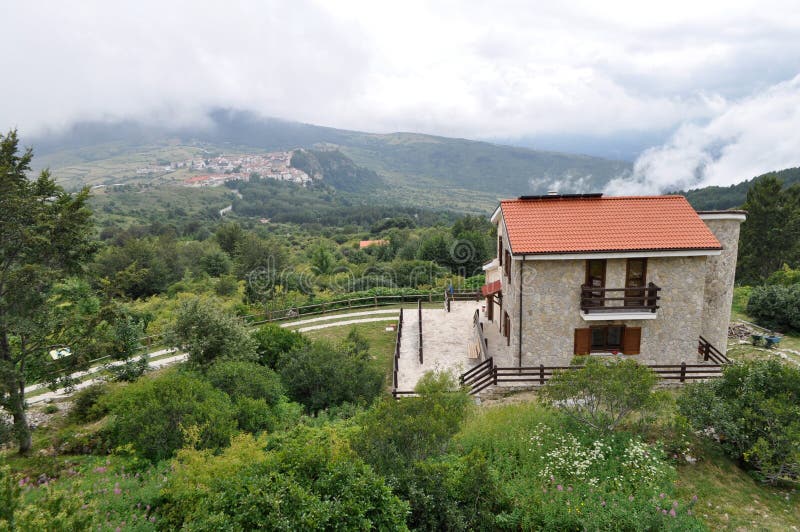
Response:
[669,509,676,517]
[691,495,698,502]
[628,496,634,501]
[557,485,563,491]
[567,486,573,492]
[662,509,667,515]
[659,493,666,499]
[150,516,156,523]
[601,501,606,507]
[94,466,107,474]
[673,501,678,508]
[687,510,692,516]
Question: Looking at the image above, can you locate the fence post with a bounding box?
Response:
[374,296,378,308]
[418,300,423,364]
[680,361,686,383]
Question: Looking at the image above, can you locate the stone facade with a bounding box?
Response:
[699,216,744,354]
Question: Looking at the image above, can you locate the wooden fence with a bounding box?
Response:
[444,289,481,312]
[418,300,423,364]
[246,293,444,325]
[391,308,404,393]
[459,359,725,395]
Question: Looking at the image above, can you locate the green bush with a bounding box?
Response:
[540,357,662,433]
[1,462,92,531]
[231,396,302,434]
[206,360,284,405]
[68,383,111,424]
[400,451,508,531]
[746,283,800,332]
[159,429,409,530]
[678,359,800,484]
[353,371,471,476]
[766,264,800,286]
[251,323,308,368]
[170,297,257,367]
[455,402,704,530]
[102,370,237,461]
[278,340,383,413]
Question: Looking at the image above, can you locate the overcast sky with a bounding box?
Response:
[2,0,800,191]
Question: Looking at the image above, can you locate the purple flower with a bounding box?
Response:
[673,501,678,508]
[557,485,563,491]
[691,495,698,502]
[567,486,573,492]
[662,509,667,515]
[659,493,666,499]
[94,466,107,473]
[669,509,676,517]
[601,501,606,507]
[150,516,156,523]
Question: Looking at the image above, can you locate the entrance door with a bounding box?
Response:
[585,260,606,307]
[625,258,647,307]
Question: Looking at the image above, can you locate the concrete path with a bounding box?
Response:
[280,309,399,329]
[27,352,188,405]
[296,316,399,333]
[396,302,481,391]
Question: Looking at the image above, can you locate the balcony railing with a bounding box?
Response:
[580,282,661,313]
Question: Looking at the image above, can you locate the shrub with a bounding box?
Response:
[746,283,800,332]
[540,358,662,433]
[400,451,508,531]
[68,383,111,424]
[251,323,308,368]
[456,402,704,531]
[352,371,471,476]
[232,396,302,434]
[102,370,237,461]
[678,359,800,483]
[1,462,92,531]
[278,340,383,413]
[170,297,257,367]
[206,360,284,405]
[159,429,408,530]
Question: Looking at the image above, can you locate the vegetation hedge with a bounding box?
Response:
[746,283,800,332]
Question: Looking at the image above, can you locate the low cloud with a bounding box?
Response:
[605,74,800,194]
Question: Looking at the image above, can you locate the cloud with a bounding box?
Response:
[604,74,800,194]
[1,0,800,153]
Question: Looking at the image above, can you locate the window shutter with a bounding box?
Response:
[622,327,641,355]
[574,328,591,355]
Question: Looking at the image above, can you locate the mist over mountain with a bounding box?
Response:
[26,110,632,209]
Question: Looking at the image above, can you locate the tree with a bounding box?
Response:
[737,176,800,284]
[0,130,95,453]
[170,297,257,367]
[539,358,662,433]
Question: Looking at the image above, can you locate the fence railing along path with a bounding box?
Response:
[454,338,730,396]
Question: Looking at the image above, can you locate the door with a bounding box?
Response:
[625,259,647,307]
[585,260,606,307]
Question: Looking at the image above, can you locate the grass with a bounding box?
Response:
[674,440,800,531]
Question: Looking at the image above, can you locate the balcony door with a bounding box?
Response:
[585,259,606,307]
[625,258,647,307]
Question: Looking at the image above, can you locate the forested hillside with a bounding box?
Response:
[680,167,800,211]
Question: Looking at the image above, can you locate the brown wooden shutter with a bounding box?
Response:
[622,327,641,355]
[574,328,591,355]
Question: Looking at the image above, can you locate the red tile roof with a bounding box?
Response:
[499,196,721,255]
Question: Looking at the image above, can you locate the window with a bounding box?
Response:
[625,258,647,307]
[591,325,623,351]
[574,326,641,355]
[584,259,606,307]
[504,250,511,278]
[498,236,503,265]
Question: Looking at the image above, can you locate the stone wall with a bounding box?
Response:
[516,256,708,366]
[700,217,744,354]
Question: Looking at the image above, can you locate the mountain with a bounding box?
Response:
[25,109,631,212]
[679,167,800,210]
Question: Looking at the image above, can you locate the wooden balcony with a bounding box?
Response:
[580,282,661,315]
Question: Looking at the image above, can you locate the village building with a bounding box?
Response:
[480,193,746,367]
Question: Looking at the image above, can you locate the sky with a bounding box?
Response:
[2,0,800,192]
